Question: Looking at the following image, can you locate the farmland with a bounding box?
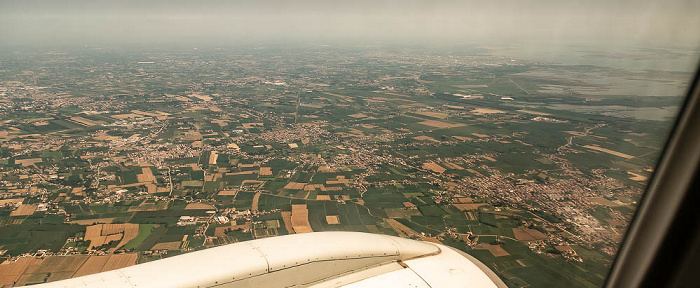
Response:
[0,43,692,287]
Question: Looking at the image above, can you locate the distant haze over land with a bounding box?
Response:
[1,0,699,49]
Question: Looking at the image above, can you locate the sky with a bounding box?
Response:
[1,0,699,48]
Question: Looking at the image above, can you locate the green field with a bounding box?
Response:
[123,224,156,250]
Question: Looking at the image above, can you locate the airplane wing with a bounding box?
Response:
[28,232,506,288]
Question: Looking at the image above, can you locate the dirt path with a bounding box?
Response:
[507,77,530,95]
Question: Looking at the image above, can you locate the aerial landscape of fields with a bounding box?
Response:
[0,42,696,287]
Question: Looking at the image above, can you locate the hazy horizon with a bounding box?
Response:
[2,0,700,49]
